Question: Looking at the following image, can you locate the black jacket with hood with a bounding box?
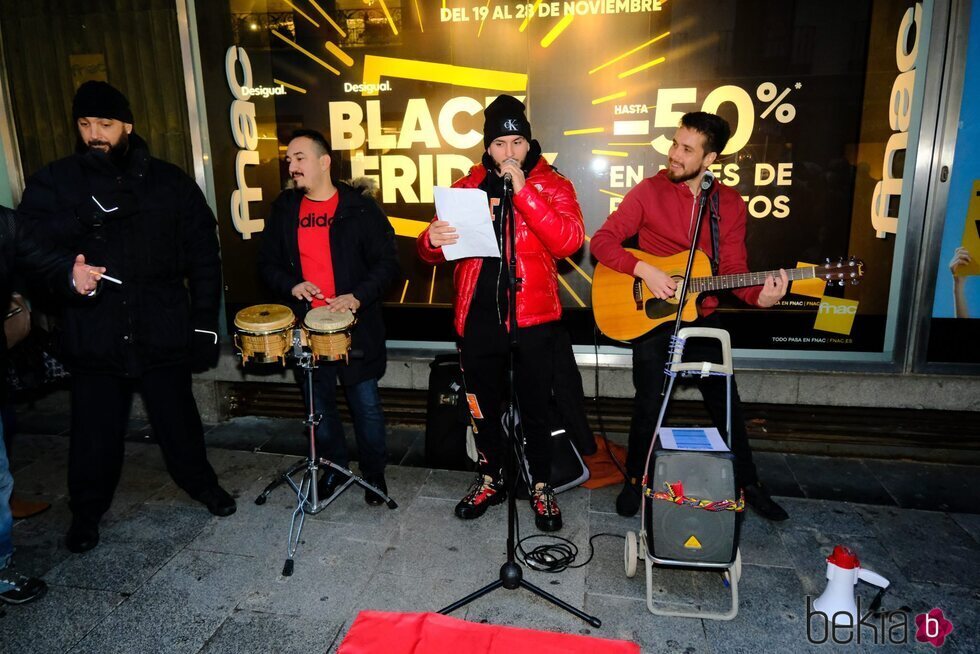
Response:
[257,183,399,385]
[17,134,221,375]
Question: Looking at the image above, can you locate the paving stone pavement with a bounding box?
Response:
[2,424,979,653]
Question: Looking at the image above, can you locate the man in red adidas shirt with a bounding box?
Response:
[591,112,790,522]
[258,130,399,504]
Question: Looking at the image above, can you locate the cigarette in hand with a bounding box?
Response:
[90,270,122,285]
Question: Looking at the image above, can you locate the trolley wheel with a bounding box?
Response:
[724,548,742,585]
[255,494,267,506]
[624,531,638,578]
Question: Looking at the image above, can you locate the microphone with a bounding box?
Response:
[502,158,518,184]
[700,170,715,191]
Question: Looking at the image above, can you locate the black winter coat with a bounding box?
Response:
[18,134,222,375]
[257,184,400,385]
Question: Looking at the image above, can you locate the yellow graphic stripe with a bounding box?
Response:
[541,14,574,48]
[283,0,318,27]
[564,257,593,284]
[592,91,626,105]
[607,142,651,146]
[519,0,544,32]
[273,79,307,94]
[478,0,492,38]
[563,127,604,136]
[272,30,340,75]
[618,57,666,79]
[599,189,624,198]
[388,216,429,238]
[325,42,354,67]
[593,149,629,157]
[362,56,527,96]
[400,279,409,303]
[589,32,670,75]
[428,267,437,304]
[558,275,587,307]
[377,0,399,35]
[413,0,424,32]
[308,0,347,37]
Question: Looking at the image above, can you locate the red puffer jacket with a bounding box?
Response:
[417,158,585,337]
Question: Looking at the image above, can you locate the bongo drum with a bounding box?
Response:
[303,307,355,362]
[234,304,296,365]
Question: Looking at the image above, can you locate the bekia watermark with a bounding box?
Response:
[915,608,954,648]
[806,597,954,647]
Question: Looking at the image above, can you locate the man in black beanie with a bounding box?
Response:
[418,95,585,532]
[18,79,236,554]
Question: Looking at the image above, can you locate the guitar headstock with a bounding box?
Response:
[816,257,865,286]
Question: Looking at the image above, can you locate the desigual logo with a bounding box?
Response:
[503,118,519,132]
[299,214,331,228]
[241,85,286,98]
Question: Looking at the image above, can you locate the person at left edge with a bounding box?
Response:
[18,80,235,555]
[258,129,400,505]
[1,205,103,604]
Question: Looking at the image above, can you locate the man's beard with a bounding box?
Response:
[666,165,700,184]
[87,132,130,165]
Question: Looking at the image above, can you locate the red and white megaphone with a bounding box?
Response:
[812,545,890,624]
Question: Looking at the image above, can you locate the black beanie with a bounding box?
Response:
[483,94,531,148]
[72,81,134,123]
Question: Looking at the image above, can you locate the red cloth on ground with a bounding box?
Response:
[582,437,629,489]
[339,611,640,654]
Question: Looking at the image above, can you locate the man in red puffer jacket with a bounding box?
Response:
[417,95,584,532]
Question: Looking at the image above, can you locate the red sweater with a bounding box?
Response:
[590,169,762,314]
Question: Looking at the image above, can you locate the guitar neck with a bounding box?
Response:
[691,267,813,293]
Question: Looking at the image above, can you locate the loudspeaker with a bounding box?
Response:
[424,354,470,470]
[547,428,590,493]
[644,450,739,564]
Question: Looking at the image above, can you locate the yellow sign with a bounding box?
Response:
[814,297,859,335]
[683,535,702,550]
[792,261,827,299]
[956,180,980,277]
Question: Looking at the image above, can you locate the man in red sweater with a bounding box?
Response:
[590,111,790,521]
[418,95,585,532]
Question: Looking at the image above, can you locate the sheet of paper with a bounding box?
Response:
[658,427,730,452]
[432,187,500,261]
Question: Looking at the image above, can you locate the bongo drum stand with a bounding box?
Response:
[253,329,397,576]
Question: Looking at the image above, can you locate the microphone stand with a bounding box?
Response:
[661,174,714,399]
[438,174,601,628]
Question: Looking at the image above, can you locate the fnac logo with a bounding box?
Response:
[915,608,953,648]
[814,297,859,335]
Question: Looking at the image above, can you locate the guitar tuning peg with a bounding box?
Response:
[851,279,859,285]
[838,280,845,286]
[825,257,831,264]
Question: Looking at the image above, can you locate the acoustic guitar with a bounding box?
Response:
[591,249,865,342]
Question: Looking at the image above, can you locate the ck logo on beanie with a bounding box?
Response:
[503,119,519,132]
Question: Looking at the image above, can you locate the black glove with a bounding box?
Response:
[77,189,140,228]
[190,310,221,372]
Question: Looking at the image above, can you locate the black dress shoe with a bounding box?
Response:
[615,478,643,517]
[65,520,100,554]
[194,485,237,517]
[363,474,387,506]
[744,483,789,521]
[317,471,348,501]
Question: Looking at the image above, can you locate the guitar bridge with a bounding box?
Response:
[632,277,643,310]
